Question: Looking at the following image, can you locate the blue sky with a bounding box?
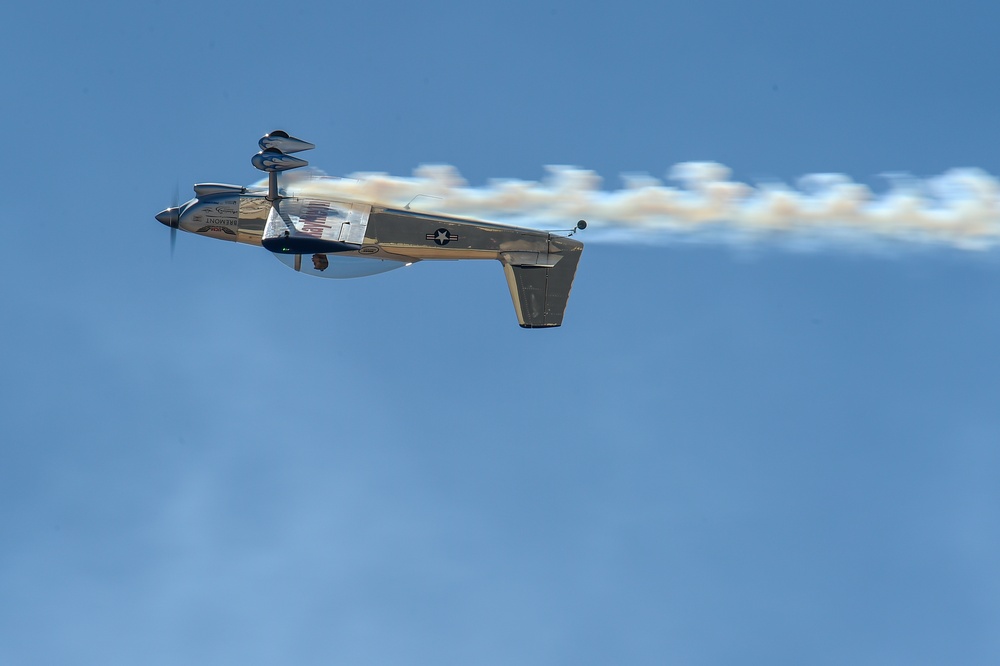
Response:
[4,1,1000,664]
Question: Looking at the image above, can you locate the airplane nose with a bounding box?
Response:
[156,207,180,228]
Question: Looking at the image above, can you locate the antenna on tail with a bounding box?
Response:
[548,220,588,236]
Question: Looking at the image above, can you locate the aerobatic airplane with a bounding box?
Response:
[156,131,586,328]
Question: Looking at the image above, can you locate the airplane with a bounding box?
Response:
[156,131,586,328]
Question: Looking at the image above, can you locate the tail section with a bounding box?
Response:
[501,235,584,328]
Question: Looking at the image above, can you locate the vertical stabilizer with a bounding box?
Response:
[501,235,584,328]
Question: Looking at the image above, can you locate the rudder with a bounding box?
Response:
[501,235,584,328]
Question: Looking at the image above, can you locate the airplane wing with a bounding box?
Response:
[261,198,372,254]
[501,235,584,328]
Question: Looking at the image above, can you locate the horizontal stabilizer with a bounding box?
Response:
[502,235,583,328]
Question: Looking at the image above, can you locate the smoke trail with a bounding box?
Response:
[278,164,1000,250]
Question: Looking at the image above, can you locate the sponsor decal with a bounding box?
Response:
[298,200,342,236]
[197,225,236,235]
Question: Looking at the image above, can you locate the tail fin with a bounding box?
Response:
[501,235,584,328]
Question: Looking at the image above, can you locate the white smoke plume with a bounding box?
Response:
[279,164,1000,250]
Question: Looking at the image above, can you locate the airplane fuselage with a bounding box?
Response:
[155,131,585,327]
[174,188,570,266]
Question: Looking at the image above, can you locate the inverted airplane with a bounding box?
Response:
[156,131,585,328]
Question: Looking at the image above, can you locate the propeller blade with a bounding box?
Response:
[170,183,179,259]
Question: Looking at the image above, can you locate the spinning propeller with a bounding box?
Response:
[155,183,181,257]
